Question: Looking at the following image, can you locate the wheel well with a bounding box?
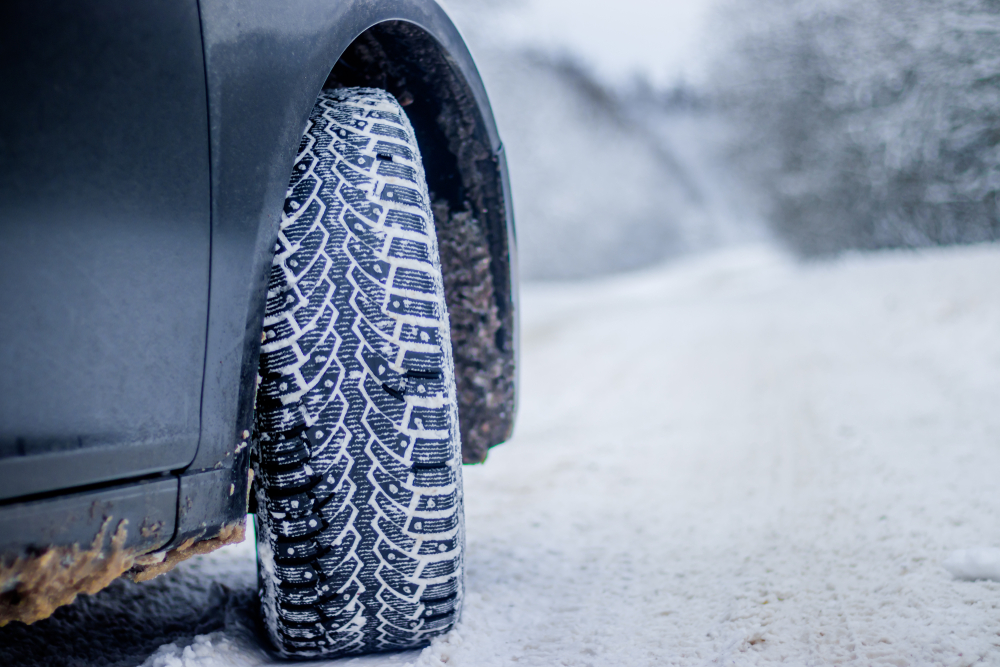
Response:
[323,22,516,462]
[324,22,472,215]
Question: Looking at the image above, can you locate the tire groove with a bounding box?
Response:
[253,87,463,658]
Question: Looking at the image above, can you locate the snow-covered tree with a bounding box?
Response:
[716,0,1000,255]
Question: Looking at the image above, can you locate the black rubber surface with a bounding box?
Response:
[253,88,463,659]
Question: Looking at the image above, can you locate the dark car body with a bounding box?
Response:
[0,0,516,621]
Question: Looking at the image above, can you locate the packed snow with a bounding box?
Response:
[7,241,998,666]
[943,550,1000,584]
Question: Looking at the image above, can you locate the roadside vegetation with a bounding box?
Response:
[714,0,1000,255]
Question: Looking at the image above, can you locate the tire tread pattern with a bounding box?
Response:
[253,87,463,659]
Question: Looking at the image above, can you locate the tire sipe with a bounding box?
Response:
[252,87,464,659]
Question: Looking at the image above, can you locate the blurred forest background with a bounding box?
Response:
[445,0,1000,279]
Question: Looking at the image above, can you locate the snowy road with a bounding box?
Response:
[6,243,1000,666]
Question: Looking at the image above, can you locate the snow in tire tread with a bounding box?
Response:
[254,87,463,659]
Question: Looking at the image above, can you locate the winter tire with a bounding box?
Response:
[253,87,464,659]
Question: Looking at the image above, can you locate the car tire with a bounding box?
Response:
[252,87,464,659]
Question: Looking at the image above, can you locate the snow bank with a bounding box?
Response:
[473,50,702,279]
[441,0,762,280]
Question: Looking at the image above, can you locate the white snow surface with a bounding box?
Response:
[133,242,1000,667]
[944,550,1000,583]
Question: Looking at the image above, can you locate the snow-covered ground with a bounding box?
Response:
[10,241,997,667]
